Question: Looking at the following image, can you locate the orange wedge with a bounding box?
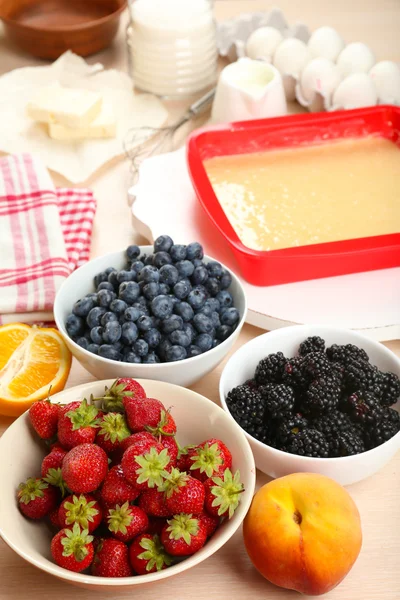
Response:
[0,323,72,417]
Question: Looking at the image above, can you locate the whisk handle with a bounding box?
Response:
[188,88,216,118]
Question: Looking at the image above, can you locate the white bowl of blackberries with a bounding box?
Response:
[54,236,247,386]
[220,326,400,485]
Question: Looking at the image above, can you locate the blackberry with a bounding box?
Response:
[379,372,400,407]
[282,428,330,458]
[250,421,277,447]
[275,414,309,444]
[226,384,266,437]
[326,343,369,364]
[344,357,382,394]
[255,352,287,385]
[303,352,343,381]
[299,336,325,356]
[364,408,400,449]
[261,384,295,419]
[330,430,366,457]
[342,390,384,425]
[282,357,309,393]
[312,411,354,438]
[302,377,341,414]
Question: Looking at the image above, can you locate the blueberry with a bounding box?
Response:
[174,301,194,322]
[166,345,187,362]
[97,289,116,308]
[66,314,85,337]
[131,302,149,318]
[76,336,89,350]
[144,255,154,266]
[205,278,221,296]
[169,330,191,347]
[187,288,207,310]
[139,265,160,284]
[173,280,192,300]
[134,338,149,357]
[124,306,141,322]
[151,295,174,319]
[207,261,223,278]
[119,281,140,304]
[110,299,128,317]
[158,337,172,359]
[216,325,233,341]
[121,321,139,345]
[186,242,203,261]
[187,344,202,357]
[126,245,140,261]
[153,252,172,269]
[168,294,181,307]
[170,244,187,262]
[94,271,109,288]
[193,313,214,334]
[103,321,122,344]
[192,265,209,286]
[212,339,221,349]
[221,307,240,326]
[211,311,221,327]
[137,315,154,332]
[183,322,196,343]
[97,281,115,292]
[198,304,212,317]
[220,269,232,290]
[159,264,179,286]
[136,296,148,309]
[130,260,145,276]
[105,267,116,276]
[143,282,160,300]
[86,307,106,329]
[143,351,161,364]
[162,314,183,334]
[205,298,220,313]
[195,333,213,352]
[123,351,141,364]
[154,235,174,253]
[99,345,121,361]
[73,296,96,317]
[87,343,100,355]
[159,283,170,295]
[116,270,136,284]
[144,328,162,348]
[193,258,204,268]
[90,326,103,345]
[217,290,234,308]
[175,260,194,278]
[108,270,119,289]
[113,341,124,353]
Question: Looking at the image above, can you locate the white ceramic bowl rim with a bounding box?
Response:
[54,247,247,370]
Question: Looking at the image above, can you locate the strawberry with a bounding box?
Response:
[29,398,60,439]
[145,409,177,437]
[62,443,108,493]
[197,512,220,538]
[91,538,132,577]
[106,502,148,543]
[186,438,232,482]
[49,508,61,529]
[122,445,170,491]
[161,436,179,466]
[96,412,130,454]
[43,467,68,497]
[161,514,207,556]
[58,399,100,449]
[59,401,81,418]
[175,445,192,472]
[147,517,168,536]
[162,468,205,515]
[17,477,58,519]
[99,465,139,508]
[129,533,172,575]
[97,378,146,414]
[41,446,67,478]
[51,522,94,572]
[125,397,165,433]
[138,488,172,518]
[58,494,103,532]
[203,469,244,519]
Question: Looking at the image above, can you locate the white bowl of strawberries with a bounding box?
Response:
[0,378,255,589]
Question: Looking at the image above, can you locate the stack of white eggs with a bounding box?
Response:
[246,25,400,112]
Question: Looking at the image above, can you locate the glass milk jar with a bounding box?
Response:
[128,0,218,97]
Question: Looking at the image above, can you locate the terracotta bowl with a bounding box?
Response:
[0,0,127,59]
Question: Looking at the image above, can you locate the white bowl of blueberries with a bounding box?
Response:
[54,236,247,386]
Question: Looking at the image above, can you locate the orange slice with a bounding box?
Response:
[0,323,72,417]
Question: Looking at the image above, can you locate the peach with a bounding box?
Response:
[243,473,362,595]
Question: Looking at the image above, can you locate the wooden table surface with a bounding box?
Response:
[1,1,399,599]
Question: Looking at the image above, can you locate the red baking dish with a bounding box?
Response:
[187,105,400,286]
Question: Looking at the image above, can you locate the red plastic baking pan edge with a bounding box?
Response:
[186,105,400,287]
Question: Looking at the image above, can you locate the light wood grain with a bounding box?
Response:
[1,1,400,599]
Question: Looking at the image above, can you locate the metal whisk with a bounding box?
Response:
[124,88,216,180]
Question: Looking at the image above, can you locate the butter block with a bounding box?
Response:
[48,102,116,141]
[27,81,103,129]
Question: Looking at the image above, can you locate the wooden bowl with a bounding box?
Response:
[0,0,127,59]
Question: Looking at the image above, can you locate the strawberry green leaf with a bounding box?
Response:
[189,443,223,478]
[98,412,130,443]
[159,468,189,498]
[18,478,48,504]
[210,469,244,519]
[166,514,199,546]
[138,535,172,571]
[107,502,133,535]
[44,468,68,497]
[61,523,94,562]
[94,381,133,413]
[63,494,99,529]
[67,398,100,430]
[135,448,170,488]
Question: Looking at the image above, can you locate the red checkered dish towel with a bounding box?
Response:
[0,154,96,325]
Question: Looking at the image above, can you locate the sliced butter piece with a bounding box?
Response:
[48,102,116,141]
[27,81,103,129]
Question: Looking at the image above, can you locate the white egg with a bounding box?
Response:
[273,38,311,77]
[308,26,345,62]
[369,61,400,105]
[332,73,378,109]
[246,27,284,61]
[336,42,375,77]
[299,58,342,103]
